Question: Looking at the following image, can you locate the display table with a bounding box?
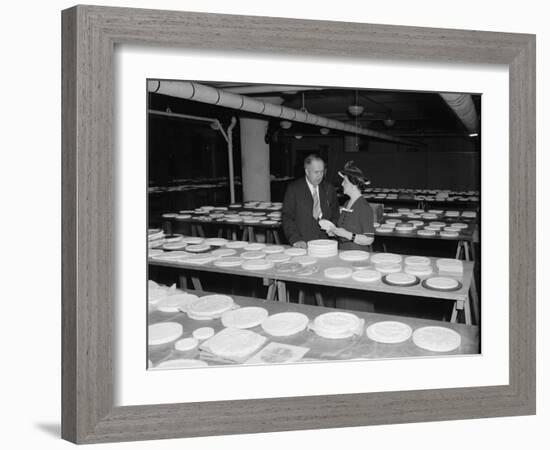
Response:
[162,203,283,244]
[148,243,478,325]
[148,290,480,368]
[374,214,478,261]
[161,202,479,261]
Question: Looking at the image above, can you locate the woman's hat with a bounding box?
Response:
[338,161,370,186]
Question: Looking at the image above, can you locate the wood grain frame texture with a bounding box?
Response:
[61,5,536,444]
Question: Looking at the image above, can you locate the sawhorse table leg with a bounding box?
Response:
[455,240,472,261]
[191,276,203,291]
[178,274,202,291]
[450,297,472,325]
[276,281,288,302]
[265,278,277,301]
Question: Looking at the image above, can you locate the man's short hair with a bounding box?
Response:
[304,154,324,168]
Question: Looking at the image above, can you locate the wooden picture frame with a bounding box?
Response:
[61,5,536,444]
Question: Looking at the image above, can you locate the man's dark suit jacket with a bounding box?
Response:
[282,177,340,245]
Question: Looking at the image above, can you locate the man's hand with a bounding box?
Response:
[293,241,307,249]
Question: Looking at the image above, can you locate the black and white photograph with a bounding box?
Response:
[2,0,543,447]
[146,79,481,369]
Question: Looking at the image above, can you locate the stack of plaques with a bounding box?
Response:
[371,253,403,265]
[156,293,198,313]
[351,269,382,283]
[201,328,267,363]
[383,272,419,286]
[311,312,364,339]
[186,295,234,320]
[163,241,188,250]
[241,259,274,271]
[366,321,412,344]
[445,211,460,218]
[148,322,183,346]
[181,236,204,245]
[211,248,237,257]
[423,276,460,291]
[148,229,165,248]
[174,337,199,352]
[377,223,394,233]
[395,223,415,233]
[243,243,265,251]
[436,258,464,273]
[226,240,248,249]
[307,239,338,257]
[404,256,433,276]
[221,307,268,329]
[213,256,244,267]
[412,326,461,352]
[261,312,309,337]
[185,243,211,253]
[204,238,228,246]
[451,222,469,229]
[417,229,436,236]
[240,251,266,260]
[266,253,291,263]
[285,247,307,257]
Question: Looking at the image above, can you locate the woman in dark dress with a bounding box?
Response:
[326,161,376,312]
[328,161,375,250]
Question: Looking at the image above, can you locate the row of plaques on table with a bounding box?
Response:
[148,286,464,369]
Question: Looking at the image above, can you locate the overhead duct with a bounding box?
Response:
[148,80,420,147]
[214,84,322,95]
[439,93,479,134]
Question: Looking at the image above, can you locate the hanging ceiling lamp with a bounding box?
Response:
[383,110,396,127]
[319,127,330,135]
[348,89,364,116]
[280,120,292,129]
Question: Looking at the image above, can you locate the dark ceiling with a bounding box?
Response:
[149,81,481,143]
[207,82,481,138]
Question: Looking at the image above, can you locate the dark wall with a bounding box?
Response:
[330,150,480,190]
[277,135,480,191]
[148,116,240,185]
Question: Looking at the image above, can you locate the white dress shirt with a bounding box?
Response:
[306,178,323,219]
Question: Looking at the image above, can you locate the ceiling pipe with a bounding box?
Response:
[214,85,323,95]
[148,80,421,147]
[439,93,479,134]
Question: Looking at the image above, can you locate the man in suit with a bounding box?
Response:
[282,154,340,248]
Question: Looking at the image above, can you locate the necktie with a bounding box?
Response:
[312,187,321,219]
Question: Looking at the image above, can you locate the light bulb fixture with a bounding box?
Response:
[210,121,220,130]
[319,127,329,135]
[348,105,364,116]
[348,89,364,117]
[295,135,303,140]
[280,120,292,129]
[383,111,395,127]
[468,132,479,137]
